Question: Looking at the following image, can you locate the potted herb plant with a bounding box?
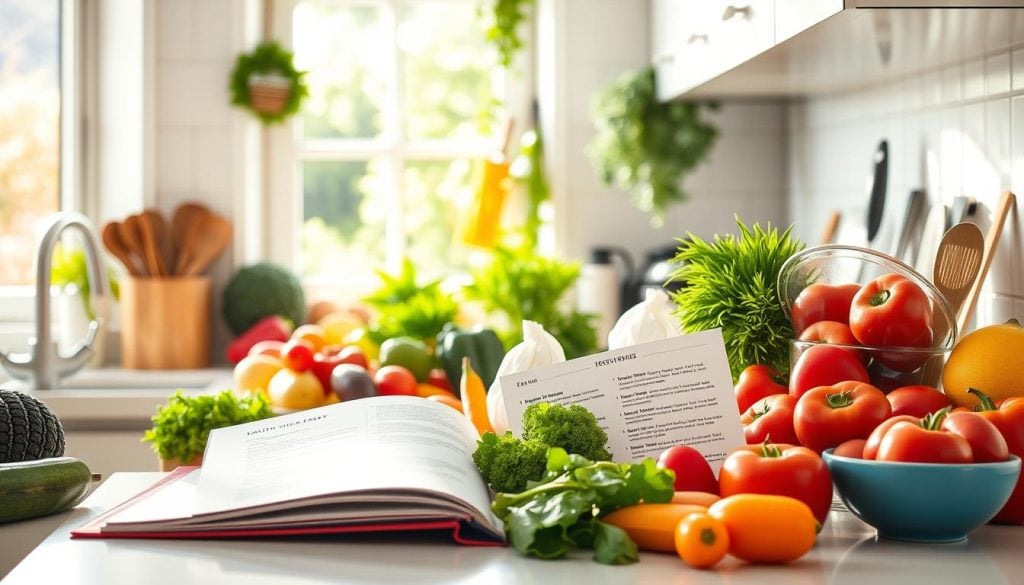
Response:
[143,390,273,471]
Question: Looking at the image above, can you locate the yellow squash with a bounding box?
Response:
[943,319,1024,408]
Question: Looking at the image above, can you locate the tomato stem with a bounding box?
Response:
[868,289,891,307]
[760,437,783,458]
[968,388,998,412]
[750,402,771,421]
[700,527,717,546]
[920,407,951,430]
[825,391,854,409]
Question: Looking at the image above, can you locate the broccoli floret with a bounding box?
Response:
[521,403,611,462]
[472,432,548,493]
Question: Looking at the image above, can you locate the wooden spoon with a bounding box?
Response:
[101,222,143,276]
[181,214,233,276]
[137,211,168,277]
[956,191,1016,336]
[117,215,150,277]
[932,222,983,344]
[142,209,170,269]
[171,203,211,275]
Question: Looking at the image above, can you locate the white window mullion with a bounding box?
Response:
[386,0,405,273]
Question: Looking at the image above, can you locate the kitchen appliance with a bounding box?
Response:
[623,243,688,310]
[578,247,635,345]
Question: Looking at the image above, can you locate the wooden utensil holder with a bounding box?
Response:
[120,277,211,369]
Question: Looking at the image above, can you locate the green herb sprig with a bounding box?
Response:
[491,448,675,564]
[142,390,273,462]
[669,217,804,380]
[588,67,718,224]
[465,247,597,359]
[362,258,459,345]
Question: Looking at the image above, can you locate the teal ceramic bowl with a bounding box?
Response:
[823,450,1021,543]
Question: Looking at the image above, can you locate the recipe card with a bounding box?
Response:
[501,329,744,470]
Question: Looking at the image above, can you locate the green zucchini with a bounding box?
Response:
[0,457,93,524]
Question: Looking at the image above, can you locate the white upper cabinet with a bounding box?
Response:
[652,1,1024,100]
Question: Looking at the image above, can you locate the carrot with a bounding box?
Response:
[601,504,708,553]
[460,357,493,435]
[671,491,722,508]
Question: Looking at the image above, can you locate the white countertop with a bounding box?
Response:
[3,473,1023,585]
[3,369,232,429]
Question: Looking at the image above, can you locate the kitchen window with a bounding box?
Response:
[0,0,85,321]
[270,0,526,289]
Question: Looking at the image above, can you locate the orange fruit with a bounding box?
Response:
[416,383,454,399]
[427,394,463,412]
[291,324,327,353]
[942,319,1024,408]
[318,311,364,345]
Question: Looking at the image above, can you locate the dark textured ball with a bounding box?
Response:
[0,388,65,463]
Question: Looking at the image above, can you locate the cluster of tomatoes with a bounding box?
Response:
[788,273,937,395]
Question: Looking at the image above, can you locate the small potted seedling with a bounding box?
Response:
[143,390,273,471]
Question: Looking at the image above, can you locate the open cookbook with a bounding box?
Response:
[72,396,504,546]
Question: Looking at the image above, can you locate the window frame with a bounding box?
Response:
[0,0,94,323]
[266,0,533,294]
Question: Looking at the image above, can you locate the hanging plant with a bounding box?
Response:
[229,41,309,124]
[588,67,718,225]
[482,0,533,68]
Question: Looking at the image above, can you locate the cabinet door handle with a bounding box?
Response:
[687,33,709,45]
[722,4,751,21]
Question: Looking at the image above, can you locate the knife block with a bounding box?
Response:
[120,277,211,369]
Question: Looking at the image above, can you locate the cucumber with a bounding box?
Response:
[0,457,93,524]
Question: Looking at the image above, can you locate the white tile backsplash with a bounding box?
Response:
[789,44,1024,330]
[195,128,234,193]
[192,0,234,61]
[156,0,193,60]
[156,129,194,192]
[986,52,1012,96]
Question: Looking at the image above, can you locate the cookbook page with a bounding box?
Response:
[191,396,497,528]
[501,329,744,470]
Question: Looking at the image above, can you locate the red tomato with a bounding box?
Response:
[876,419,974,463]
[794,381,891,452]
[718,441,834,524]
[969,391,1024,523]
[335,345,369,370]
[798,321,863,361]
[790,283,861,334]
[426,368,452,392]
[656,445,719,495]
[887,385,952,418]
[281,341,315,372]
[734,365,788,414]
[741,394,799,445]
[833,439,867,459]
[941,411,1009,463]
[849,273,933,371]
[789,344,870,398]
[374,365,418,396]
[863,415,920,459]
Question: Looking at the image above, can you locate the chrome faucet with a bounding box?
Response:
[0,212,109,389]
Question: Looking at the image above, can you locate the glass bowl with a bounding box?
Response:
[778,245,957,349]
[790,339,950,391]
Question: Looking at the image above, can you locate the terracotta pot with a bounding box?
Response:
[159,454,204,472]
[248,75,292,115]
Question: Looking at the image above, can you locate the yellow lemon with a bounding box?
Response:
[942,318,1024,408]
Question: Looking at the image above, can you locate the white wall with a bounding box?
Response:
[152,0,260,362]
[539,0,788,269]
[788,42,1024,330]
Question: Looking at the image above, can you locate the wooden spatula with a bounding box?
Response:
[932,222,983,343]
[117,215,150,277]
[101,222,143,276]
[956,191,1016,336]
[180,213,233,276]
[171,202,211,275]
[137,211,168,277]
